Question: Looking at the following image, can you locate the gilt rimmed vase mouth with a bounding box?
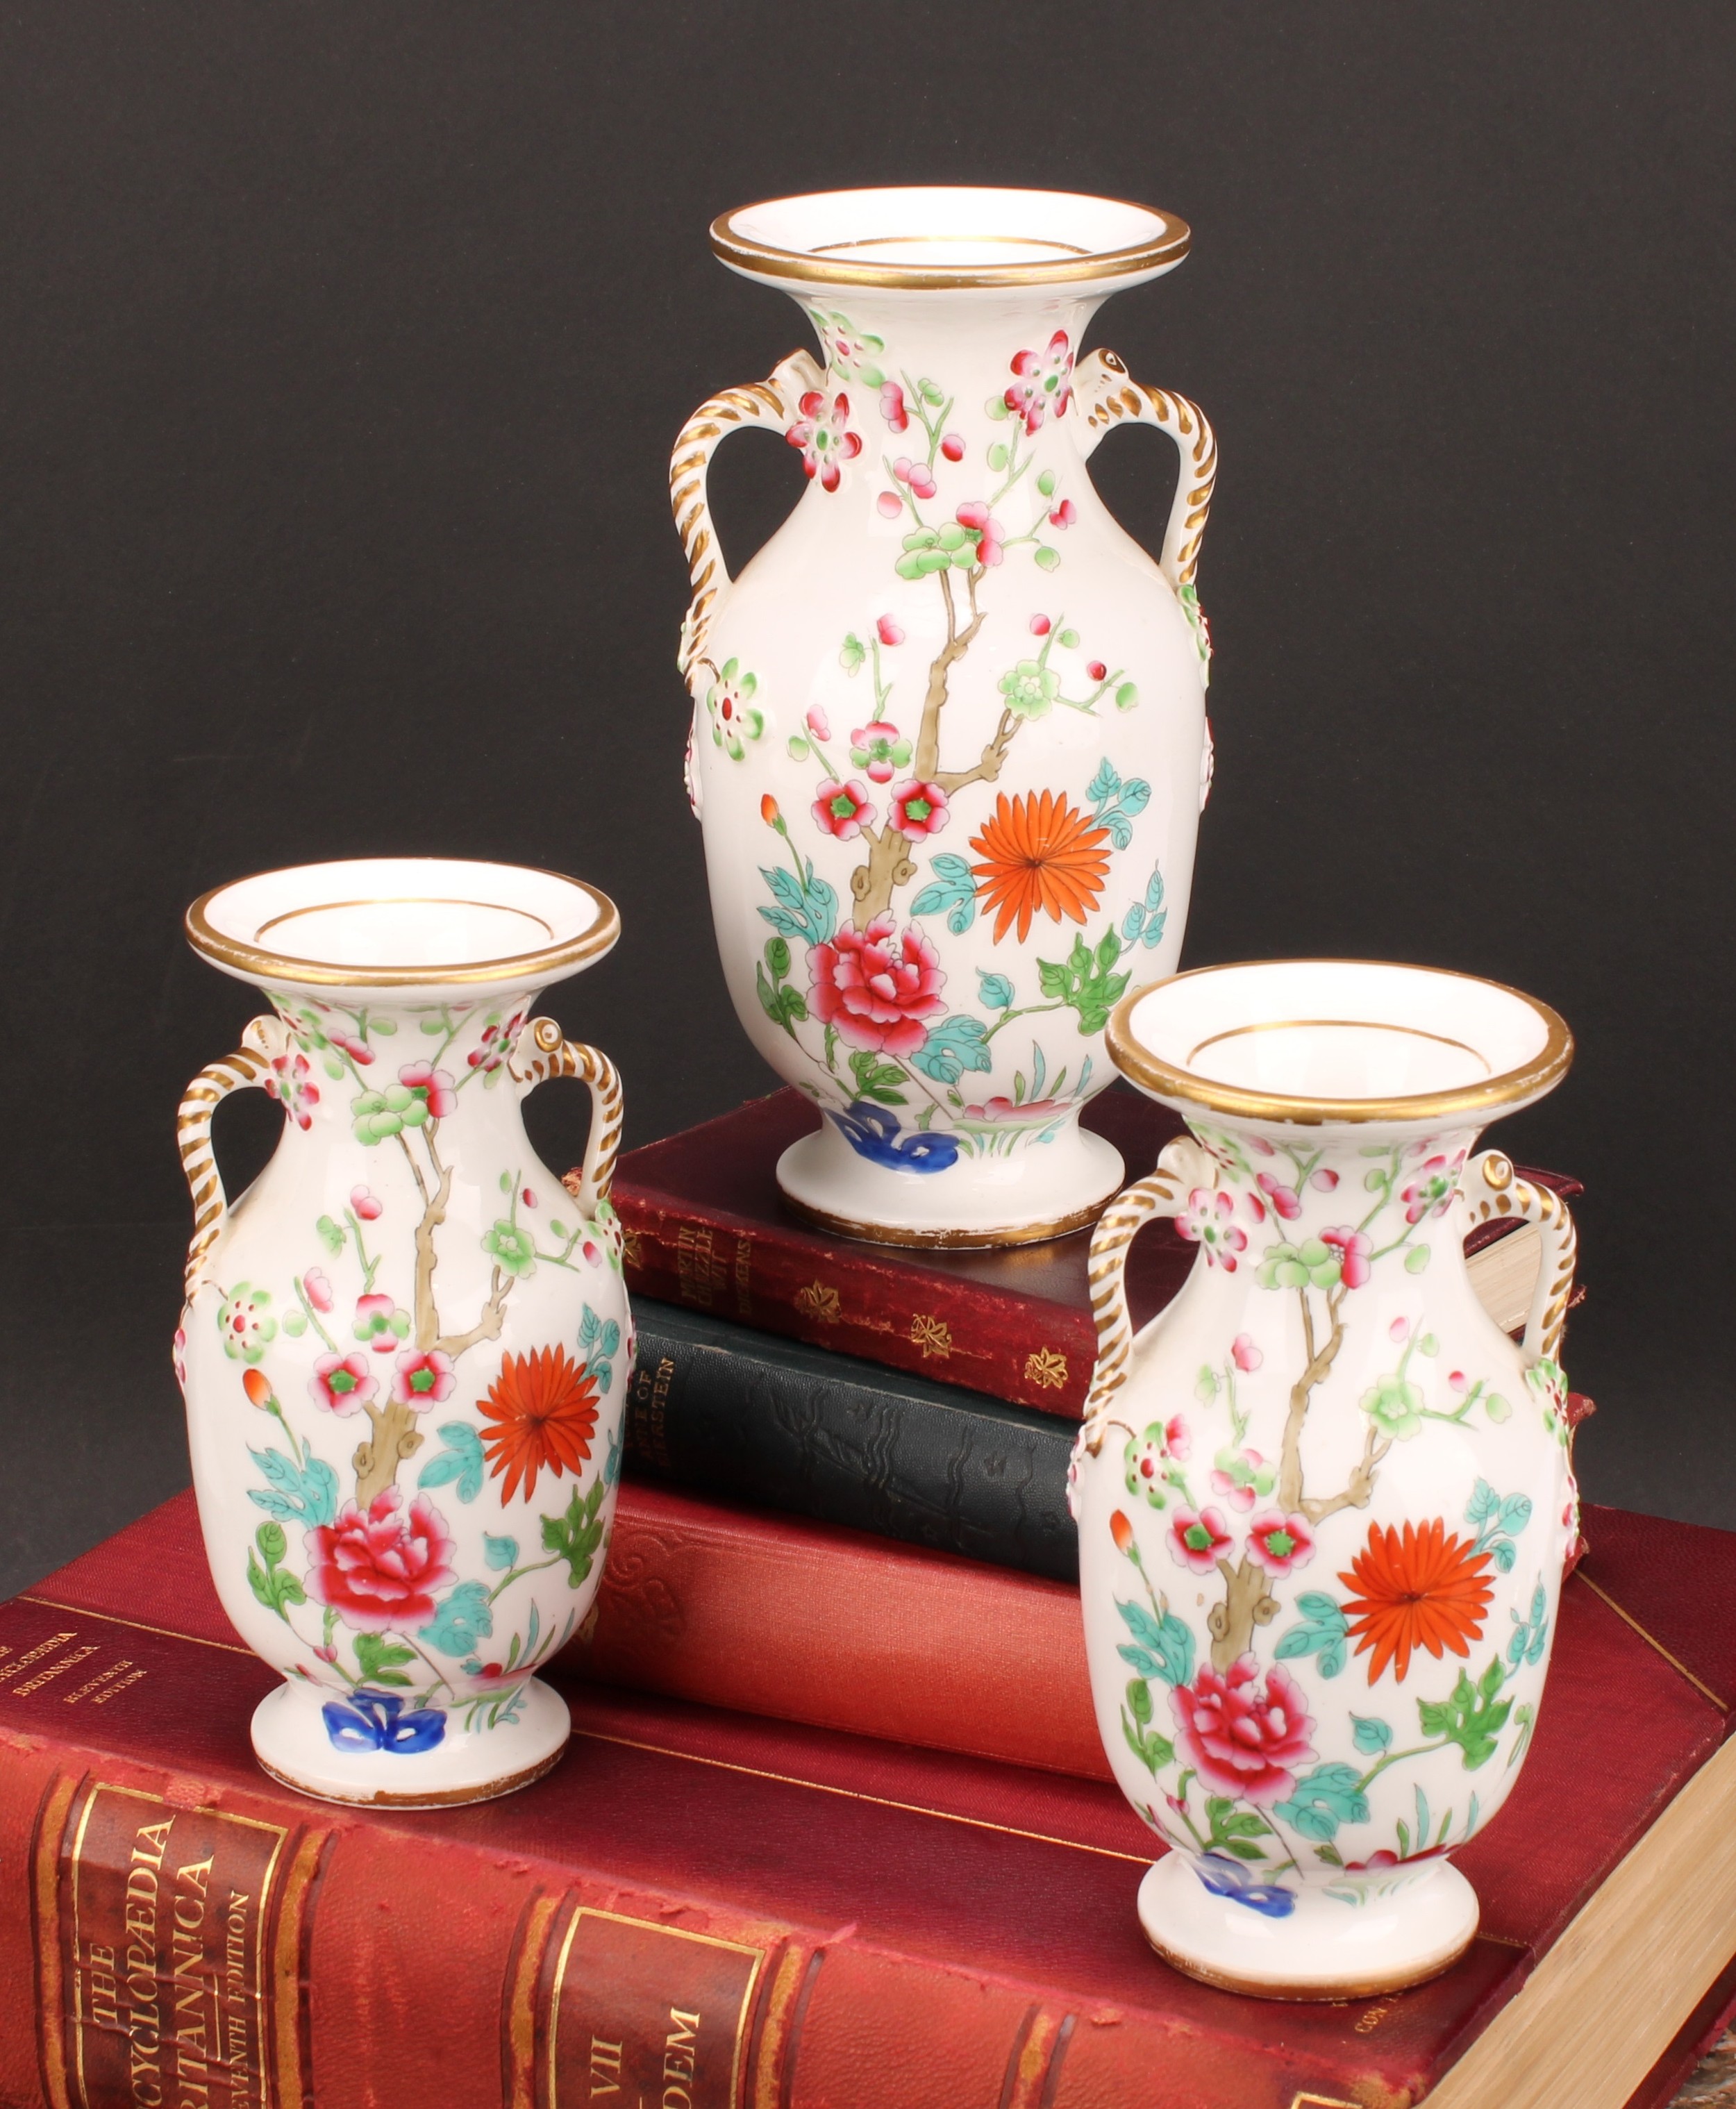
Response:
[186,857,619,995]
[710,185,1190,292]
[1105,959,1573,1128]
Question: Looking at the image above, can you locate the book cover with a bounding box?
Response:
[1,1492,1733,2108]
[602,1086,1583,1419]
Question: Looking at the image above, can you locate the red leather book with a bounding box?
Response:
[2,1492,1734,2108]
[604,1087,1583,1419]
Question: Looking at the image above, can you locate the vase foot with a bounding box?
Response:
[251,1676,571,1809]
[776,1115,1124,1248]
[1137,1852,1479,2001]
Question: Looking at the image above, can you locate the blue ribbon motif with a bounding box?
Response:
[322,1688,447,1755]
[827,1102,960,1174]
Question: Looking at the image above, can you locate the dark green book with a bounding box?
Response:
[624,1299,1078,1581]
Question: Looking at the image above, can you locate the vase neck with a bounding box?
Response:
[260,987,541,1144]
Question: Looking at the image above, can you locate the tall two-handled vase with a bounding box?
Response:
[174,859,631,1807]
[673,187,1217,1246]
[1071,962,1578,1997]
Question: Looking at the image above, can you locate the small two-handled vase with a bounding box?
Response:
[1071,959,1578,1997]
[175,858,631,1807]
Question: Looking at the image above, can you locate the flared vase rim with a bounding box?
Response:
[1105,958,1574,1129]
[186,856,620,994]
[710,185,1190,292]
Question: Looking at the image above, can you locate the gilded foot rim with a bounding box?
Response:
[249,1674,571,1810]
[1135,1853,1480,2003]
[777,1187,1108,1249]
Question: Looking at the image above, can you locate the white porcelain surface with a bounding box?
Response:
[674,187,1217,1242]
[176,859,628,1804]
[1074,961,1577,1995]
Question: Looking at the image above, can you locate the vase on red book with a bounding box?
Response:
[1071,960,1580,1998]
[673,186,1217,1247]
[174,858,631,1806]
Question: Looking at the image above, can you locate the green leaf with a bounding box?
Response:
[987,441,1008,472]
[1419,1660,1512,1770]
[483,1533,519,1572]
[256,1520,287,1565]
[1036,467,1056,497]
[1405,1244,1432,1274]
[846,1047,910,1106]
[354,1632,415,1687]
[1034,545,1061,573]
[542,1478,610,1587]
[985,393,1010,419]
[1486,1391,1511,1420]
[1126,1677,1153,1725]
[1114,681,1137,710]
[786,734,810,760]
[1058,626,1079,649]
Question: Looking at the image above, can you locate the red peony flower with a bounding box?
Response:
[1167,1504,1234,1575]
[809,915,946,1056]
[888,779,950,838]
[305,1487,457,1633]
[308,1351,377,1417]
[1169,1656,1317,1805]
[812,778,877,840]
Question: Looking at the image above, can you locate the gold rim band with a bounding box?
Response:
[710,192,1190,290]
[185,866,620,989]
[1104,960,1574,1126]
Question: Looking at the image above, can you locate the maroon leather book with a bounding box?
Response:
[1,1491,1731,2108]
[604,1087,1583,1419]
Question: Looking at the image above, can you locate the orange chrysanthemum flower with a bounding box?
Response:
[968,790,1112,944]
[477,1345,599,1504]
[1339,1519,1494,1685]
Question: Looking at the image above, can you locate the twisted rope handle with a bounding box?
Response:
[510,1017,624,1218]
[670,349,825,691]
[1072,349,1216,681]
[176,1014,287,1297]
[1462,1151,1579,1370]
[1076,1135,1216,1462]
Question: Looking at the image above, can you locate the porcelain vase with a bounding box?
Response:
[1071,960,1578,1997]
[174,858,630,1807]
[673,185,1217,1246]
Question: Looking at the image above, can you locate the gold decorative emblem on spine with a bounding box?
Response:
[1024,1348,1069,1390]
[910,1314,953,1358]
[794,1281,842,1324]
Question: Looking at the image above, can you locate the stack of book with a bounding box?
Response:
[6,1087,1736,2108]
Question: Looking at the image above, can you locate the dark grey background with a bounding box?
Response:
[1,3,1730,1595]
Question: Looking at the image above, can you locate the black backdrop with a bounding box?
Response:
[2,2,1731,1592]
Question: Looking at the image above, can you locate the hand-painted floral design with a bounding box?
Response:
[1004,330,1074,433]
[786,389,862,490]
[310,1352,377,1417]
[1193,1852,1297,1919]
[306,1487,458,1633]
[1168,1505,1234,1575]
[217,1283,277,1365]
[887,779,949,837]
[1178,1188,1249,1271]
[322,1688,446,1753]
[1169,1656,1316,1805]
[1210,1445,1276,1511]
[397,1062,456,1120]
[810,915,946,1055]
[1231,1333,1262,1373]
[706,658,764,760]
[478,1344,600,1503]
[812,778,877,840]
[1339,1520,1494,1683]
[1246,1511,1315,1578]
[392,1348,455,1408]
[352,1292,411,1353]
[848,722,910,784]
[968,790,1111,943]
[1401,1151,1467,1223]
[266,1052,320,1131]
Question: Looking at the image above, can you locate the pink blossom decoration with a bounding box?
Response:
[398,1061,456,1119]
[954,500,1004,566]
[1320,1225,1374,1289]
[392,1348,456,1409]
[351,1185,383,1220]
[303,1268,335,1314]
[1167,1505,1234,1576]
[1311,1168,1340,1191]
[1256,1171,1302,1221]
[1004,330,1074,434]
[806,704,831,742]
[266,1051,319,1131]
[310,1351,378,1417]
[888,779,950,837]
[1210,1449,1269,1512]
[328,1029,374,1065]
[1449,1369,1469,1394]
[1178,1187,1248,1271]
[1165,1414,1192,1461]
[1246,1510,1316,1578]
[1048,499,1076,528]
[876,614,905,647]
[1401,1151,1466,1223]
[785,390,863,492]
[1231,1333,1262,1374]
[849,719,912,783]
[1087,659,1108,682]
[808,915,946,1056]
[1389,1317,1411,1343]
[941,432,965,462]
[521,1186,538,1208]
[353,1292,409,1353]
[1028,613,1051,635]
[892,456,937,500]
[876,490,905,519]
[811,779,877,841]
[879,381,909,431]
